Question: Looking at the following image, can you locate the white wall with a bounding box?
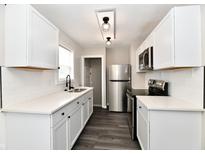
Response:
[106,46,130,66]
[145,68,204,108]
[81,47,106,108]
[1,68,63,106]
[82,47,106,57]
[130,43,145,89]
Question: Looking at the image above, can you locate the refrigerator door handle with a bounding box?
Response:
[110,80,130,82]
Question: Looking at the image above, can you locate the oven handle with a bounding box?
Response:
[126,93,134,101]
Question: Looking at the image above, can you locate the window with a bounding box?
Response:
[58,46,74,82]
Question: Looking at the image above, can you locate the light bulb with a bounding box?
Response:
[101,23,110,32]
[106,40,112,46]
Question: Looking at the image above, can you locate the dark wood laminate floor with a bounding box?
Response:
[72,107,141,150]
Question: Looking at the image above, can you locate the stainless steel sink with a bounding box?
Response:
[68,88,87,93]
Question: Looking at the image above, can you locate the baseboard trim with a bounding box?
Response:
[0,144,5,150]
[93,104,102,107]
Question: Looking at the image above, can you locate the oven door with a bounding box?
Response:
[126,93,136,140]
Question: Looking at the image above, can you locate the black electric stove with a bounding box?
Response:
[126,79,168,140]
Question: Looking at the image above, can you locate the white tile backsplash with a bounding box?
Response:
[1,67,64,107]
[145,67,204,108]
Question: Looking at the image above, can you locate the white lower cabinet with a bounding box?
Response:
[137,100,202,150]
[5,90,93,150]
[137,109,149,150]
[82,91,93,126]
[82,100,89,126]
[88,97,93,116]
[69,106,82,148]
[53,118,67,150]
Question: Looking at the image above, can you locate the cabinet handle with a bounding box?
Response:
[77,102,79,104]
[61,112,65,116]
[139,106,142,109]
[88,98,91,100]
[68,116,70,118]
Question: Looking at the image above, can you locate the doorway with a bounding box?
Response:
[84,58,102,107]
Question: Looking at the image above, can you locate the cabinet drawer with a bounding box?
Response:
[52,99,81,126]
[64,99,81,114]
[52,107,67,127]
[137,100,148,121]
[82,91,93,101]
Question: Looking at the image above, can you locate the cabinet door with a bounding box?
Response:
[146,33,154,48]
[53,118,67,150]
[5,5,29,66]
[88,97,93,116]
[137,102,149,150]
[154,11,174,69]
[29,7,58,69]
[82,100,89,126]
[174,6,201,67]
[69,106,82,148]
[143,34,153,50]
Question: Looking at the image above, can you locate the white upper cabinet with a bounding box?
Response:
[5,5,59,69]
[153,5,202,70]
[154,11,174,69]
[143,33,154,50]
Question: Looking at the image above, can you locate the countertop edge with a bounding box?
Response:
[148,108,205,112]
[1,87,93,115]
[49,88,93,114]
[136,96,204,112]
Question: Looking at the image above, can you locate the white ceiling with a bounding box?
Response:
[33,4,178,48]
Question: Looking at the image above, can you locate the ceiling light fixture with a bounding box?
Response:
[96,9,116,41]
[101,17,110,32]
[106,37,112,46]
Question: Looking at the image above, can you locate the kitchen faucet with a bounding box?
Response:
[64,74,74,91]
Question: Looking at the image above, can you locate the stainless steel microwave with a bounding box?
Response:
[139,46,153,70]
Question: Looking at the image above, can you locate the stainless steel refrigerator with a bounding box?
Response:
[108,64,131,112]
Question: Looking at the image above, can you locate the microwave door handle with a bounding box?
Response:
[143,53,146,68]
[148,48,151,68]
[149,47,153,68]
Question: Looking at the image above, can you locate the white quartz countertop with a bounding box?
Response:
[1,87,93,115]
[136,96,204,112]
